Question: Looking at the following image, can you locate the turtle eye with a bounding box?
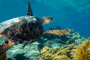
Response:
[47,17,53,21]
[47,16,53,21]
[5,40,8,44]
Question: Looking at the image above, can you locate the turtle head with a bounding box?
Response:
[40,16,54,25]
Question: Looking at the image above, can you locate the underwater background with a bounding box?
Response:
[0,0,90,37]
[0,0,90,60]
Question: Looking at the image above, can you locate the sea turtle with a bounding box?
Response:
[0,0,70,55]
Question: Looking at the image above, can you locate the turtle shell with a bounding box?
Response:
[0,16,44,43]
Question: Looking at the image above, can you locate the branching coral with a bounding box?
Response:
[72,39,90,60]
[56,44,76,59]
[37,38,90,60]
[54,55,70,60]
[37,46,58,60]
[37,45,76,60]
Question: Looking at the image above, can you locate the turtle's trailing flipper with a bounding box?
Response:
[0,40,15,55]
[27,0,33,16]
[44,29,70,36]
[0,53,6,60]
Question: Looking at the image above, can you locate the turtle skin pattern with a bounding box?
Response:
[0,16,44,43]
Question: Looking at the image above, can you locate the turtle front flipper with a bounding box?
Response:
[0,40,15,55]
[44,29,70,36]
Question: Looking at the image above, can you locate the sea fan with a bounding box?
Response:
[72,39,90,60]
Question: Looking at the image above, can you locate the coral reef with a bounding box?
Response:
[54,55,70,60]
[6,42,40,60]
[37,38,90,60]
[37,46,58,60]
[0,28,88,60]
[37,44,76,60]
[56,44,76,59]
[72,38,90,60]
[66,30,88,45]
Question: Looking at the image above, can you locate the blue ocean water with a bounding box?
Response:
[0,0,90,60]
[0,0,90,37]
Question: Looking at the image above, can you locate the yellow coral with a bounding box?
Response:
[72,39,90,60]
[37,45,75,60]
[54,55,70,60]
[38,39,90,60]
[37,46,58,60]
[56,44,76,59]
